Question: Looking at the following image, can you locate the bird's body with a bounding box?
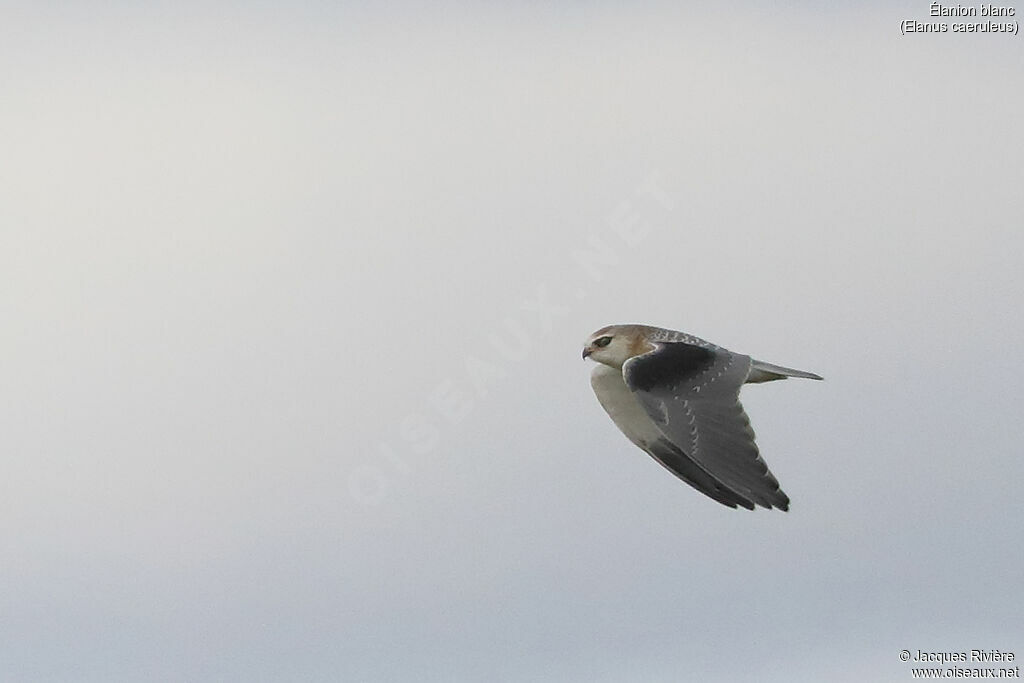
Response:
[582,324,822,511]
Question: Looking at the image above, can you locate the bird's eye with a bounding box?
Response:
[594,336,612,348]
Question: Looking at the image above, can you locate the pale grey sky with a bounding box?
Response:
[2,2,1022,681]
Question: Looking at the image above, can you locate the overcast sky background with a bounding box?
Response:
[3,2,1022,681]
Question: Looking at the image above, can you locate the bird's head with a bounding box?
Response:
[582,325,651,369]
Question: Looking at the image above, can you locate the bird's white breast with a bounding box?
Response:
[590,363,663,450]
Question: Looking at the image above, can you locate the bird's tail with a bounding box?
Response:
[747,359,823,384]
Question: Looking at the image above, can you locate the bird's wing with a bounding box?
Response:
[590,364,755,509]
[622,341,789,510]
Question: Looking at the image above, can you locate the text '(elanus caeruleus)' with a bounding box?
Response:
[583,324,822,511]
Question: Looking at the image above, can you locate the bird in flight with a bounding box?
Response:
[583,324,822,511]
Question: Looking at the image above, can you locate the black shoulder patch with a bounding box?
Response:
[626,342,716,392]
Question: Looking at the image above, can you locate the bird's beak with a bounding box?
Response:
[582,347,592,360]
